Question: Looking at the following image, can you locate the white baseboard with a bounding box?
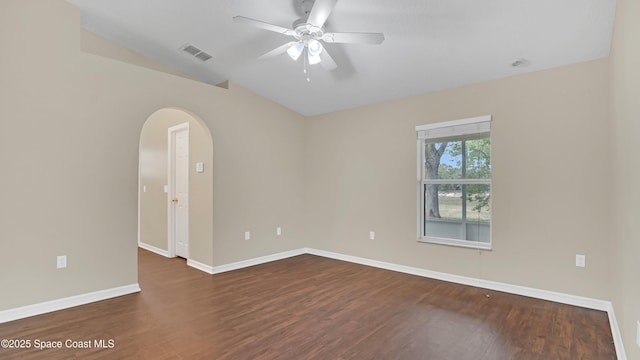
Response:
[0,284,140,324]
[187,259,215,274]
[304,248,626,359]
[138,242,170,257]
[208,248,307,275]
[606,305,627,360]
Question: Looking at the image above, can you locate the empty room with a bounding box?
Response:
[0,0,638,359]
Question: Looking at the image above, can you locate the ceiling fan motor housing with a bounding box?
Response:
[292,18,324,41]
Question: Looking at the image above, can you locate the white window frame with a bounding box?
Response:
[416,115,492,250]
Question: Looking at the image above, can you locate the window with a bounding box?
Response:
[416,116,492,249]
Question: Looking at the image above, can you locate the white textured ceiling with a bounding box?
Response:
[67,0,617,116]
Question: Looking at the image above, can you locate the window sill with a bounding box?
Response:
[419,237,492,250]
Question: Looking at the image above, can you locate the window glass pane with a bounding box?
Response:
[424,142,462,179]
[424,183,491,243]
[465,222,490,243]
[465,138,491,179]
[439,141,462,179]
[425,137,490,181]
[432,184,462,221]
[465,184,491,222]
[425,184,463,239]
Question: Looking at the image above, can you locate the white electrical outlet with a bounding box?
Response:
[369,231,375,240]
[575,254,585,267]
[636,320,640,348]
[276,227,282,236]
[57,255,67,269]
[244,231,250,241]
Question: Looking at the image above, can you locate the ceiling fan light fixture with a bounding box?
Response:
[308,52,322,65]
[287,42,305,61]
[307,39,322,56]
[307,39,323,65]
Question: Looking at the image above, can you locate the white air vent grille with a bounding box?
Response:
[180,44,213,62]
[182,44,201,56]
[195,52,213,61]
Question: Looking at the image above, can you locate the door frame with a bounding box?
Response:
[167,122,190,258]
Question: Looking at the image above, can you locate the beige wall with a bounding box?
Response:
[0,0,306,311]
[139,108,214,266]
[305,59,612,300]
[81,29,196,83]
[611,0,640,357]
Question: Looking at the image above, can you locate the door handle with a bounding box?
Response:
[172,197,178,203]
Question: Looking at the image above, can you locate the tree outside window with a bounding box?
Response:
[423,135,491,243]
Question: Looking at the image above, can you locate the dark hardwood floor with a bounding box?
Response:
[0,249,616,359]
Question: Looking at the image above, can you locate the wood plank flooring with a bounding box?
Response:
[0,249,616,359]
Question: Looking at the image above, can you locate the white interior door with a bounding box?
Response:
[169,123,189,258]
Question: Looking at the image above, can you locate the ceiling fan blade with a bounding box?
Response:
[307,0,338,28]
[233,16,296,36]
[323,32,385,44]
[259,42,297,59]
[319,48,338,71]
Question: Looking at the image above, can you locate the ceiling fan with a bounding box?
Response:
[233,0,384,72]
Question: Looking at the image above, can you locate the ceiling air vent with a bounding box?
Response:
[180,44,213,62]
[194,52,213,62]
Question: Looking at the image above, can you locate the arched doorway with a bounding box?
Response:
[137,108,214,267]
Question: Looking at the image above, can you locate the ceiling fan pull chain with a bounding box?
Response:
[304,48,311,82]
